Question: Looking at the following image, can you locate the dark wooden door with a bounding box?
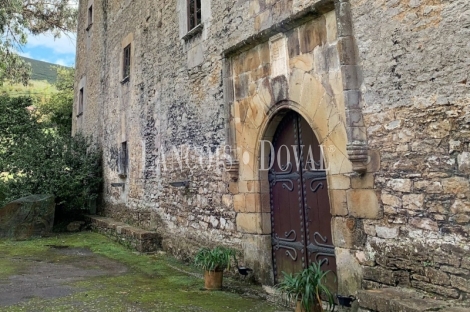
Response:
[269,111,336,283]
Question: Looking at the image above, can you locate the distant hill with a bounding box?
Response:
[21,57,68,84]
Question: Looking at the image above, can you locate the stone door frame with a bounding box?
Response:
[222,1,381,295]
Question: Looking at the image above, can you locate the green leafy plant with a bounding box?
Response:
[0,95,102,216]
[276,262,334,312]
[194,246,237,272]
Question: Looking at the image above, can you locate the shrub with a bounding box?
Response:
[0,95,102,214]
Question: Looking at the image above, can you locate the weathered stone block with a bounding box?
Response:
[375,225,399,239]
[450,275,470,293]
[347,189,382,219]
[337,36,357,65]
[328,174,350,190]
[242,234,273,285]
[424,267,450,286]
[450,199,470,214]
[332,217,366,248]
[336,248,362,295]
[409,218,438,231]
[357,288,415,312]
[442,177,470,195]
[0,195,55,240]
[236,212,270,234]
[329,189,348,216]
[363,266,395,285]
[389,298,449,312]
[387,179,412,193]
[411,280,460,298]
[457,152,470,174]
[381,193,402,209]
[351,172,375,189]
[299,18,325,54]
[402,194,425,211]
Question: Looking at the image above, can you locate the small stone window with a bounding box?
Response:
[77,87,84,117]
[86,5,93,30]
[187,0,201,31]
[119,141,128,178]
[123,44,131,81]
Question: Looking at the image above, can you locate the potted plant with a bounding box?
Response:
[276,262,334,312]
[194,246,236,290]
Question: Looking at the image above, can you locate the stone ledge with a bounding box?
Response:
[85,215,161,253]
[357,288,469,312]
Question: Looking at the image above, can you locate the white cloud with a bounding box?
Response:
[26,32,77,55]
[54,59,68,66]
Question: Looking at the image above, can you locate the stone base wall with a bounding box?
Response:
[86,215,160,253]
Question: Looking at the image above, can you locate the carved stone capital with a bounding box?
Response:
[225,160,240,182]
[347,143,369,174]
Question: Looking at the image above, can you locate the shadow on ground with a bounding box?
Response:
[0,232,285,312]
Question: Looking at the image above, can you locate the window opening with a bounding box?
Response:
[188,0,202,31]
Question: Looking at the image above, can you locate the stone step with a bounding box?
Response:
[85,215,161,253]
[357,288,469,312]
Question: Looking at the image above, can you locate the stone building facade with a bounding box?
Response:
[74,0,470,303]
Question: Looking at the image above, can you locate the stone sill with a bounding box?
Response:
[86,23,93,31]
[182,23,203,41]
[120,76,130,84]
[76,112,83,118]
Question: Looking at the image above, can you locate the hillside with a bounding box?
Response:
[0,57,72,100]
[21,57,61,84]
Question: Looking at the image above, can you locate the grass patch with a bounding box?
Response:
[0,233,281,312]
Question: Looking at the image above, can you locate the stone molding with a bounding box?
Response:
[334,0,369,173]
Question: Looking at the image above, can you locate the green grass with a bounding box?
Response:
[0,233,281,312]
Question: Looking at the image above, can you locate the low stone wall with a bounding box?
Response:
[85,215,161,253]
[357,288,469,312]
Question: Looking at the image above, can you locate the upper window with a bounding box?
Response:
[123,44,131,80]
[187,0,201,31]
[77,88,84,117]
[87,5,93,30]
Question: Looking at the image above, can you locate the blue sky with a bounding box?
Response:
[18,32,77,67]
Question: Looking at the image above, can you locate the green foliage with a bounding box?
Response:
[194,246,237,272]
[0,0,77,85]
[276,262,334,312]
[0,95,101,213]
[36,67,74,135]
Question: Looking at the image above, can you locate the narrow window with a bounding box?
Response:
[123,44,131,79]
[77,88,84,117]
[120,141,128,176]
[87,5,93,28]
[187,0,202,31]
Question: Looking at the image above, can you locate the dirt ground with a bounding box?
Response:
[0,232,286,312]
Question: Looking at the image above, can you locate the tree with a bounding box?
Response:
[0,95,102,212]
[0,0,77,85]
[36,66,75,135]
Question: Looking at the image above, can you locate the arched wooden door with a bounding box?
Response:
[269,111,336,283]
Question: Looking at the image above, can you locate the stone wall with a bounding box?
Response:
[74,0,470,300]
[351,0,470,301]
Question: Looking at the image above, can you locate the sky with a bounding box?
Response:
[18,32,77,67]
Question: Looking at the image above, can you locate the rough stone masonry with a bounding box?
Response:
[74,0,470,303]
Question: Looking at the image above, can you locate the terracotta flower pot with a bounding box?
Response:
[295,300,322,312]
[204,270,223,290]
